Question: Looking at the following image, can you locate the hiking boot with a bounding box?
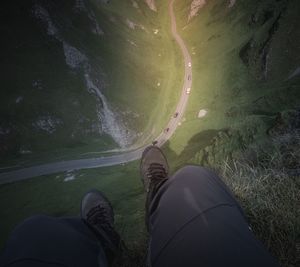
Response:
[140,146,169,228]
[140,146,169,194]
[140,146,169,193]
[81,190,121,260]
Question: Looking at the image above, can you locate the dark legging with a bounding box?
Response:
[0,166,279,267]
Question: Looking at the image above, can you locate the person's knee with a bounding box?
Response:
[14,215,52,233]
[177,165,206,174]
[23,214,50,224]
[174,165,218,181]
[169,165,227,192]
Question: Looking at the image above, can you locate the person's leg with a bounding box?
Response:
[140,146,279,267]
[1,190,121,267]
[0,215,108,267]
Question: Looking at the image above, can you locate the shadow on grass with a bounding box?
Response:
[162,129,222,171]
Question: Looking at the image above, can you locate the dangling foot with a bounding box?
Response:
[81,190,122,261]
[140,146,169,193]
[140,145,169,229]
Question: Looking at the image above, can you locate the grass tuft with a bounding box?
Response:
[217,132,300,266]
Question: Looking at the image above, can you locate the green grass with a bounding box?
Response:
[0,0,183,166]
[95,0,184,146]
[1,129,299,266]
[160,113,300,267]
[0,161,147,252]
[221,164,299,266]
[161,1,300,265]
[218,134,300,267]
[1,1,299,266]
[166,0,300,155]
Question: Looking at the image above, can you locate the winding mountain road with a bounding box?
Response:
[0,0,192,185]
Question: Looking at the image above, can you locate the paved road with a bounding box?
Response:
[157,0,192,146]
[0,0,192,185]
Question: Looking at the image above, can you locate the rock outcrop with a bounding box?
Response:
[145,0,157,12]
[188,0,206,21]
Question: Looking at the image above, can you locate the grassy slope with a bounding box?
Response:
[0,0,183,259]
[165,0,300,158]
[94,0,183,147]
[161,1,300,265]
[0,1,114,161]
[0,0,183,167]
[1,0,299,266]
[0,162,146,253]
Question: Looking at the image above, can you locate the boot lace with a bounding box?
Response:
[146,163,168,182]
[86,205,111,227]
[86,205,120,253]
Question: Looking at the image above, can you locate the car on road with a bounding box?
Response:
[186,87,191,94]
[164,128,170,133]
[188,62,191,67]
[188,75,191,80]
[174,112,179,118]
[152,140,158,146]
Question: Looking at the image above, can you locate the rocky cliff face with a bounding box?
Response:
[188,0,237,21]
[0,0,163,162]
[188,0,206,21]
[145,0,157,12]
[172,0,300,168]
